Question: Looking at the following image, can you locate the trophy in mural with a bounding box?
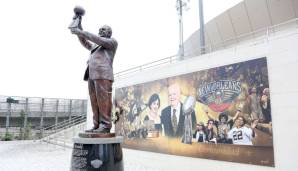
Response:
[182,96,196,144]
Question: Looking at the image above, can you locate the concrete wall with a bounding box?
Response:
[110,26,298,170]
[0,116,76,129]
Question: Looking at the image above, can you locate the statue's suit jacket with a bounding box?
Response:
[77,31,118,81]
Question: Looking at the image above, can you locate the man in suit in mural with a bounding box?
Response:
[161,84,197,138]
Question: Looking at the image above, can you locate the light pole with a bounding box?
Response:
[199,0,205,54]
[176,0,189,60]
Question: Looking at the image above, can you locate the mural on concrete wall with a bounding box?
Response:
[115,57,274,167]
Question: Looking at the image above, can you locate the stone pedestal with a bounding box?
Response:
[70,136,124,171]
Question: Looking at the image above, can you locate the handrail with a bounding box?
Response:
[115,55,178,78]
[0,94,87,101]
[40,115,86,138]
[43,115,85,131]
[45,119,85,135]
[52,117,85,131]
[44,116,86,132]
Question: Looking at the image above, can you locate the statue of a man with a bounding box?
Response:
[70,11,118,133]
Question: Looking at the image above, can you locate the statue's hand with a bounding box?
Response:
[71,28,81,35]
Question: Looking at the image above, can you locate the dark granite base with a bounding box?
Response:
[70,136,124,171]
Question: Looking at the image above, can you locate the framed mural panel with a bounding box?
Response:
[115,57,274,166]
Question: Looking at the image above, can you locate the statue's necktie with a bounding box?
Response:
[172,109,178,134]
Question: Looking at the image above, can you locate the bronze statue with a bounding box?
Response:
[69,6,118,133]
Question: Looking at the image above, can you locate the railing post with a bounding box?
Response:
[68,99,72,125]
[6,102,11,134]
[40,98,44,138]
[55,99,59,133]
[24,98,28,129]
[63,129,66,150]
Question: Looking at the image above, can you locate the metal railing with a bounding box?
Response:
[0,95,87,139]
[114,18,298,79]
[40,114,86,139]
[40,114,87,149]
[0,95,87,115]
[114,55,179,78]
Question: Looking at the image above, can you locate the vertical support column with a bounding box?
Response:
[55,99,59,132]
[40,98,44,137]
[6,102,11,133]
[24,98,28,128]
[69,99,72,125]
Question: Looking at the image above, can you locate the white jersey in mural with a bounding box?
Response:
[228,126,254,145]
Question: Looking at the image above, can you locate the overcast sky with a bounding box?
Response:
[0,0,242,99]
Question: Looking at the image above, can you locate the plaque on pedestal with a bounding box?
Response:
[70,136,124,171]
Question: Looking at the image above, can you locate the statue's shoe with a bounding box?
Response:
[85,127,99,133]
[92,127,111,134]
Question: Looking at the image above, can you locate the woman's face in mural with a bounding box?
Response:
[207,121,214,129]
[150,99,160,113]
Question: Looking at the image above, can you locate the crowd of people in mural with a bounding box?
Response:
[194,109,259,145]
[116,84,271,146]
[115,58,272,146]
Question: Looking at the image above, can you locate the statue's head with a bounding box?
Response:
[99,25,112,38]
